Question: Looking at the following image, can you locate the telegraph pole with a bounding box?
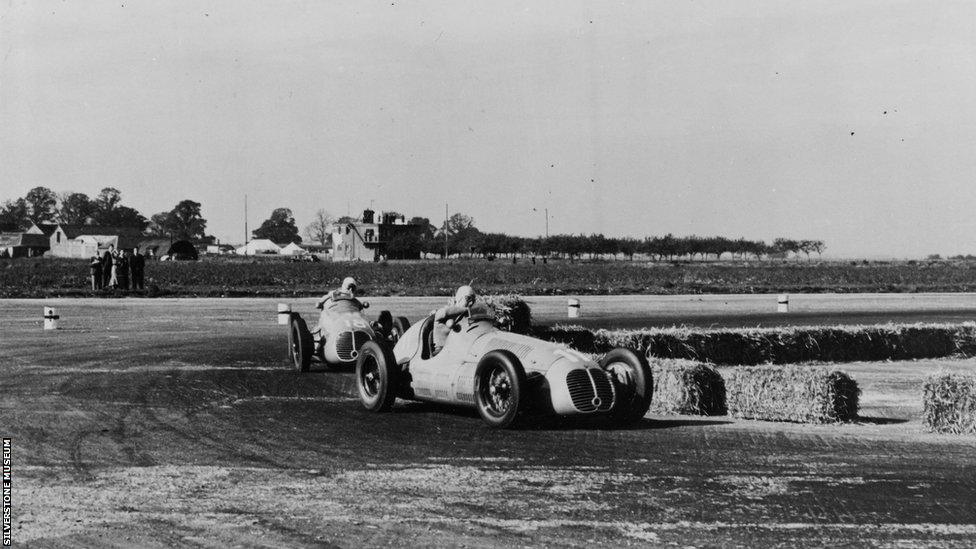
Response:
[444,202,449,259]
[243,193,248,256]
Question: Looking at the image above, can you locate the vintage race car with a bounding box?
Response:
[287,295,409,371]
[354,305,653,428]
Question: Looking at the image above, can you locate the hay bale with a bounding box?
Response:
[724,366,859,423]
[594,322,976,366]
[923,372,976,434]
[483,294,532,334]
[531,324,597,353]
[649,359,726,416]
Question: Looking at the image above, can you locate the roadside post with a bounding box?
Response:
[43,307,60,330]
[777,294,789,313]
[277,303,292,325]
[568,298,581,319]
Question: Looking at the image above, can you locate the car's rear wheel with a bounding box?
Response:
[289,315,313,372]
[600,348,653,426]
[356,340,399,412]
[474,350,527,428]
[388,316,411,345]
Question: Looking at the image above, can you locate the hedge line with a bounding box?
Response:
[924,373,976,434]
[536,323,976,366]
[723,366,860,423]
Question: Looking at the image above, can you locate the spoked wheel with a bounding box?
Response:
[289,315,313,372]
[600,348,653,426]
[356,340,399,412]
[474,350,526,428]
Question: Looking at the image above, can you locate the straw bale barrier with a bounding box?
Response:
[648,359,726,416]
[531,325,597,352]
[483,294,533,334]
[723,366,859,423]
[923,372,976,434]
[591,323,976,366]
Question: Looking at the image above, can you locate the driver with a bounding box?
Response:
[316,276,358,310]
[431,285,477,355]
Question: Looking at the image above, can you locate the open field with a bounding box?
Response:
[6,257,976,298]
[3,299,976,547]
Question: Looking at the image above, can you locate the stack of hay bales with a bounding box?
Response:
[531,324,597,353]
[723,366,859,423]
[593,323,975,366]
[923,372,976,434]
[649,358,726,416]
[483,294,532,334]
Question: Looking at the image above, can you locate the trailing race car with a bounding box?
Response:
[287,294,409,372]
[354,305,653,428]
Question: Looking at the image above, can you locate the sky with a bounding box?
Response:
[1,0,974,258]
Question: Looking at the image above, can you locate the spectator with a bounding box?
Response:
[89,256,102,290]
[101,245,114,288]
[108,247,120,288]
[117,250,130,290]
[130,248,145,290]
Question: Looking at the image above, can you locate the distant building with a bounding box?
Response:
[0,232,50,257]
[48,225,144,258]
[234,239,281,255]
[331,209,426,261]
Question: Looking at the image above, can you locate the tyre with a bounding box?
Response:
[377,310,393,335]
[388,316,411,344]
[600,348,653,426]
[289,315,313,372]
[356,340,400,412]
[474,350,527,428]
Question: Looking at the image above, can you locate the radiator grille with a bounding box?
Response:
[336,331,371,361]
[566,369,616,412]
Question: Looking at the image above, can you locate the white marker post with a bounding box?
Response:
[43,307,60,330]
[568,298,581,319]
[777,294,789,313]
[277,303,292,325]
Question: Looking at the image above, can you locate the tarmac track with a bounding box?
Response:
[2,298,976,547]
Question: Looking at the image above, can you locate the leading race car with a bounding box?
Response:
[287,294,410,372]
[354,305,653,428]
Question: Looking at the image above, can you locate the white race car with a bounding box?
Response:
[287,295,409,371]
[354,305,653,428]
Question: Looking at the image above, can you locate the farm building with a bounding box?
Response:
[280,242,307,255]
[0,232,50,257]
[331,209,426,261]
[48,225,144,258]
[235,239,281,255]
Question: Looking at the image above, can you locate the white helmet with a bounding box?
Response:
[341,277,357,292]
[454,285,476,306]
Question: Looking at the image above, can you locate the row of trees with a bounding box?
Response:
[2,188,825,259]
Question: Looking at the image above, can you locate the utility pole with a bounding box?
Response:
[243,193,248,256]
[444,202,449,259]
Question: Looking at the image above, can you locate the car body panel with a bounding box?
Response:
[314,296,376,365]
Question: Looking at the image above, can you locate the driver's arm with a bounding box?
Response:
[435,305,469,326]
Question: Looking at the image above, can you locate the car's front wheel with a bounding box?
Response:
[289,315,313,372]
[601,348,653,426]
[388,316,411,345]
[356,341,400,412]
[474,350,527,428]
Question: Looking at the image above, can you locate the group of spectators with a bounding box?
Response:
[89,245,147,291]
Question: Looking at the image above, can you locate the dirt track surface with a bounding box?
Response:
[2,298,976,547]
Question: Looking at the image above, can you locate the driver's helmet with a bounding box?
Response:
[454,285,476,307]
[341,277,357,293]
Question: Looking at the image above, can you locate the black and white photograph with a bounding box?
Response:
[2,1,975,547]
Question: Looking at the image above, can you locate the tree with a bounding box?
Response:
[146,212,170,237]
[56,192,94,225]
[163,199,207,241]
[90,187,147,229]
[304,209,334,245]
[0,198,29,230]
[253,207,301,244]
[24,186,58,224]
